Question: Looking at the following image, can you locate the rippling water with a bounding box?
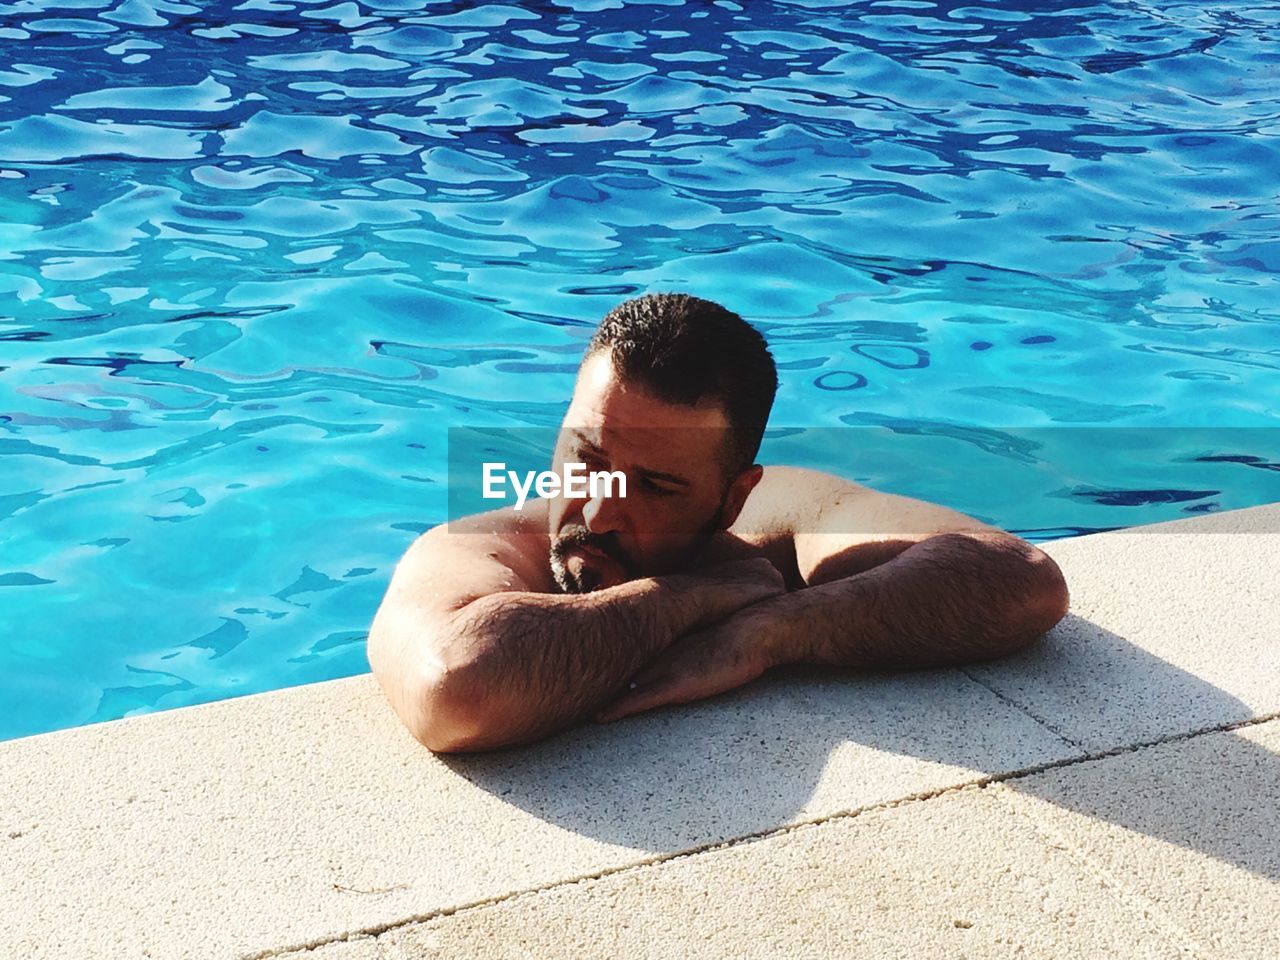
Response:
[2,0,1278,739]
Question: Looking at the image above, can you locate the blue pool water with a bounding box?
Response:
[1,0,1277,741]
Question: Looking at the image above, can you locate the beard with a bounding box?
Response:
[548,502,726,594]
[549,525,636,594]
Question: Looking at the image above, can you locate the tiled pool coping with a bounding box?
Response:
[4,502,1278,959]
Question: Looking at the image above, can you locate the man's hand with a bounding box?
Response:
[594,565,783,723]
[593,536,787,723]
[683,554,786,629]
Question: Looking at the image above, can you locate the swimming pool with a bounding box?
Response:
[2,0,1277,741]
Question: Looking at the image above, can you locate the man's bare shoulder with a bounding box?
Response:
[435,498,551,540]
[756,465,870,500]
[731,466,868,536]
[401,499,554,596]
[735,465,1000,585]
[749,464,1001,540]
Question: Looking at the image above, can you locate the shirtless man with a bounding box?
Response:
[368,293,1070,753]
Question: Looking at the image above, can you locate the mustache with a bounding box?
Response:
[551,525,637,575]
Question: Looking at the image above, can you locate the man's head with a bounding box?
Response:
[547,293,778,593]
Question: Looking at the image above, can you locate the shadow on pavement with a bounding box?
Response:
[438,613,1279,883]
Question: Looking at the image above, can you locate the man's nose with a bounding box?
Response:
[580,486,626,536]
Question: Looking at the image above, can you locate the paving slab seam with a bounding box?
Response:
[984,708,1280,780]
[984,712,1280,960]
[240,713,1280,960]
[238,782,1011,960]
[958,666,1087,751]
[985,782,1216,960]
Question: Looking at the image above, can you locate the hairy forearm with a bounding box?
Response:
[442,567,769,750]
[754,533,1069,671]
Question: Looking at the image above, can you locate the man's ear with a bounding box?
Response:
[717,463,764,530]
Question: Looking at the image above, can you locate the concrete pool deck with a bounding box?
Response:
[3,502,1279,959]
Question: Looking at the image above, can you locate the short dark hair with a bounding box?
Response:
[582,293,777,475]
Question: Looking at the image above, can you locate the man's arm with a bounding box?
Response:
[594,471,1068,721]
[752,529,1068,672]
[771,473,1070,669]
[367,513,783,753]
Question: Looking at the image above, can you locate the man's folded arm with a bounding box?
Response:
[433,576,746,752]
[771,529,1069,670]
[367,523,782,753]
[744,475,1070,671]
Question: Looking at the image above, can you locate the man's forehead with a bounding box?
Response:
[566,352,730,430]
[562,355,731,475]
[564,424,720,468]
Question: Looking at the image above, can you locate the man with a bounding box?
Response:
[368,293,1069,753]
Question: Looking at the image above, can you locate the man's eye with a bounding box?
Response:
[641,477,677,497]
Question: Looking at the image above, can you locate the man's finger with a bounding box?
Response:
[594,686,662,722]
[592,701,630,723]
[594,676,687,722]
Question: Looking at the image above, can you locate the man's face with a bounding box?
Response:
[547,352,747,593]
